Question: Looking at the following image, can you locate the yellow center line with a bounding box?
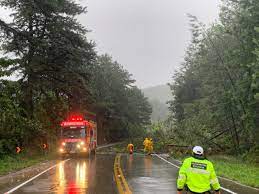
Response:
[114,154,132,194]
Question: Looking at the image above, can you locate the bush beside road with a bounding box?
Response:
[0,153,55,176]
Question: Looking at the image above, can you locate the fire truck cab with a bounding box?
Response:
[59,115,97,157]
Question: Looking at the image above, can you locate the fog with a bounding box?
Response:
[0,0,221,88]
[79,0,220,88]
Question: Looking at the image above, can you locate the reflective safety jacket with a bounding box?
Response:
[143,138,149,147]
[127,144,134,152]
[177,156,220,193]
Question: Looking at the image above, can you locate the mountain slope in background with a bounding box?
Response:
[142,85,171,122]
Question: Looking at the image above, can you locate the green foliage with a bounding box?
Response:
[0,58,18,77]
[209,155,259,187]
[0,80,44,155]
[145,121,175,152]
[168,0,259,154]
[0,1,152,154]
[0,0,96,116]
[90,55,152,142]
[0,152,55,175]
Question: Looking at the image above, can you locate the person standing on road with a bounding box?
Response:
[143,138,149,153]
[177,146,221,194]
[148,138,153,155]
[127,143,134,154]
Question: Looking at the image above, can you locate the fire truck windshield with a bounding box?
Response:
[62,127,86,138]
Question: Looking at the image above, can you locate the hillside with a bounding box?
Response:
[142,84,171,104]
[142,85,171,122]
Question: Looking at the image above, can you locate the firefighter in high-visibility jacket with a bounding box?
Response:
[177,146,221,194]
[143,138,149,152]
[147,138,153,155]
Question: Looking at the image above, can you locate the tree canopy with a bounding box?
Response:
[0,0,151,155]
[168,0,259,155]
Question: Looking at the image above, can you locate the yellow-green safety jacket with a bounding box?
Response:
[177,156,220,193]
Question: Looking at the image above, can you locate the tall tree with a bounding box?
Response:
[0,0,96,118]
[90,55,151,142]
[168,0,259,153]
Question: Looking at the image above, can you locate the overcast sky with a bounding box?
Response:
[80,0,221,88]
[0,0,221,88]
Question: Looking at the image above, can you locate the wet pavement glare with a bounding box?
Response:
[122,154,178,194]
[1,154,116,194]
[121,154,257,194]
[1,153,258,194]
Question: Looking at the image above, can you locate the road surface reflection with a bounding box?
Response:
[56,159,89,194]
[4,154,116,194]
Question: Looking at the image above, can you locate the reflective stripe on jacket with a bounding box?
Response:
[177,156,220,193]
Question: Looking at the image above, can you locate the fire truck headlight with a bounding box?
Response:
[62,142,66,146]
[59,148,64,152]
[80,141,84,145]
[77,144,81,148]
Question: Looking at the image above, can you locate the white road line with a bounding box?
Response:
[5,159,70,194]
[219,176,259,191]
[153,154,180,169]
[220,187,238,194]
[153,154,237,194]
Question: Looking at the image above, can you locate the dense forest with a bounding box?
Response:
[168,0,258,155]
[0,0,152,155]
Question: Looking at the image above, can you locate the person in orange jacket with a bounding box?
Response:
[127,143,134,154]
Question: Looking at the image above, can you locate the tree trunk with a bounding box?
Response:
[229,105,240,154]
[24,73,34,119]
[97,113,106,145]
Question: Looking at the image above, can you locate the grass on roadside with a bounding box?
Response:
[0,152,56,175]
[209,155,259,188]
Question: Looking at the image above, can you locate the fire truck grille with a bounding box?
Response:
[65,142,77,152]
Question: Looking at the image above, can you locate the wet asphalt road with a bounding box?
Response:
[121,154,259,194]
[1,154,116,194]
[1,153,257,194]
[122,154,178,194]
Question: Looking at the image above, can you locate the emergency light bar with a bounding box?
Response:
[61,121,89,127]
[69,116,83,121]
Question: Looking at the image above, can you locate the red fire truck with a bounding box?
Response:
[58,115,97,157]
